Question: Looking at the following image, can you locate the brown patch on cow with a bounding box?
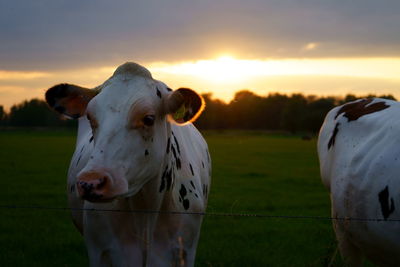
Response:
[335,99,390,121]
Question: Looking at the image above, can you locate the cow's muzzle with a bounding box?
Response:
[76,171,115,202]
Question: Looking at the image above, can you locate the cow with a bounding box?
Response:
[45,62,211,267]
[318,98,400,266]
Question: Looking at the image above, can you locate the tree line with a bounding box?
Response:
[0,91,396,133]
[194,91,395,133]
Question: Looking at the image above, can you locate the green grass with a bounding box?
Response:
[0,129,348,266]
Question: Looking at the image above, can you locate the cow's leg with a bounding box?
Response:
[172,215,203,267]
[84,207,133,267]
[150,213,203,267]
[333,220,363,267]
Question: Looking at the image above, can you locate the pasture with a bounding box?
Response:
[0,129,361,266]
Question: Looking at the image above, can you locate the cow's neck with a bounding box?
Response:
[113,124,175,262]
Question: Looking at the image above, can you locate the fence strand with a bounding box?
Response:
[0,204,399,222]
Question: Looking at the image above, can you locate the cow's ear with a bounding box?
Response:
[165,88,205,124]
[45,83,97,119]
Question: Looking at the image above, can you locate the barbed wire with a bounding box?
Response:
[0,204,399,222]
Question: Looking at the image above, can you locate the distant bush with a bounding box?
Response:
[1,99,76,128]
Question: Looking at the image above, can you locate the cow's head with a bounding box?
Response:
[45,62,204,202]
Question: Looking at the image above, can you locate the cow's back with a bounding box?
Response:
[318,98,400,265]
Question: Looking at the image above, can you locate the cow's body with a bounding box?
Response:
[318,98,400,266]
[46,62,211,267]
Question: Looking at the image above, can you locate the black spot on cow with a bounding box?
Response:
[183,198,189,210]
[189,164,194,176]
[335,99,390,122]
[172,132,181,154]
[89,136,94,143]
[194,193,199,198]
[167,87,173,92]
[171,145,177,160]
[328,123,340,150]
[100,150,104,153]
[378,186,395,220]
[180,184,187,196]
[160,165,174,192]
[76,155,82,166]
[144,149,149,156]
[169,141,182,170]
[166,138,170,154]
[156,88,162,98]
[179,184,190,210]
[202,184,209,198]
[176,158,181,169]
[159,165,168,193]
[80,145,85,154]
[190,180,196,189]
[166,168,173,191]
[202,161,205,168]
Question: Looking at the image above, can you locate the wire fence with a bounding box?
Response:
[0,204,399,222]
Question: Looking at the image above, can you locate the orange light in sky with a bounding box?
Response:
[150,56,400,81]
[1,56,400,110]
[148,56,400,102]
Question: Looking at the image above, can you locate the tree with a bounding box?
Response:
[7,99,76,127]
[228,90,264,129]
[195,93,229,129]
[304,97,336,133]
[281,94,308,133]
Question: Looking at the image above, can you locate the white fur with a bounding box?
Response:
[318,98,400,266]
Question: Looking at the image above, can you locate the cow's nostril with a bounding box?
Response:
[96,177,107,189]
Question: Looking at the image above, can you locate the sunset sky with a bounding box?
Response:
[1,0,400,110]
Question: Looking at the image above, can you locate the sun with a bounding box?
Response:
[150,55,263,84]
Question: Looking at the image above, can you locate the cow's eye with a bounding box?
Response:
[143,115,155,126]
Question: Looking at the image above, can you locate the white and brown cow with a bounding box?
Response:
[318,98,400,266]
[45,62,211,267]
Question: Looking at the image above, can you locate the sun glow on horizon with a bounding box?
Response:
[149,56,400,84]
[1,56,400,110]
[150,55,258,83]
[148,56,400,103]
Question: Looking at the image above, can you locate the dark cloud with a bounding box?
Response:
[1,0,400,70]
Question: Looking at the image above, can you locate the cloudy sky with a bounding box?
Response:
[1,0,400,109]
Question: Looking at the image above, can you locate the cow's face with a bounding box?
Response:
[45,63,204,202]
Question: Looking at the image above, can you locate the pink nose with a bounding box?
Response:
[76,172,112,201]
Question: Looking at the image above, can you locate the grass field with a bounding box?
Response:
[0,129,350,266]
